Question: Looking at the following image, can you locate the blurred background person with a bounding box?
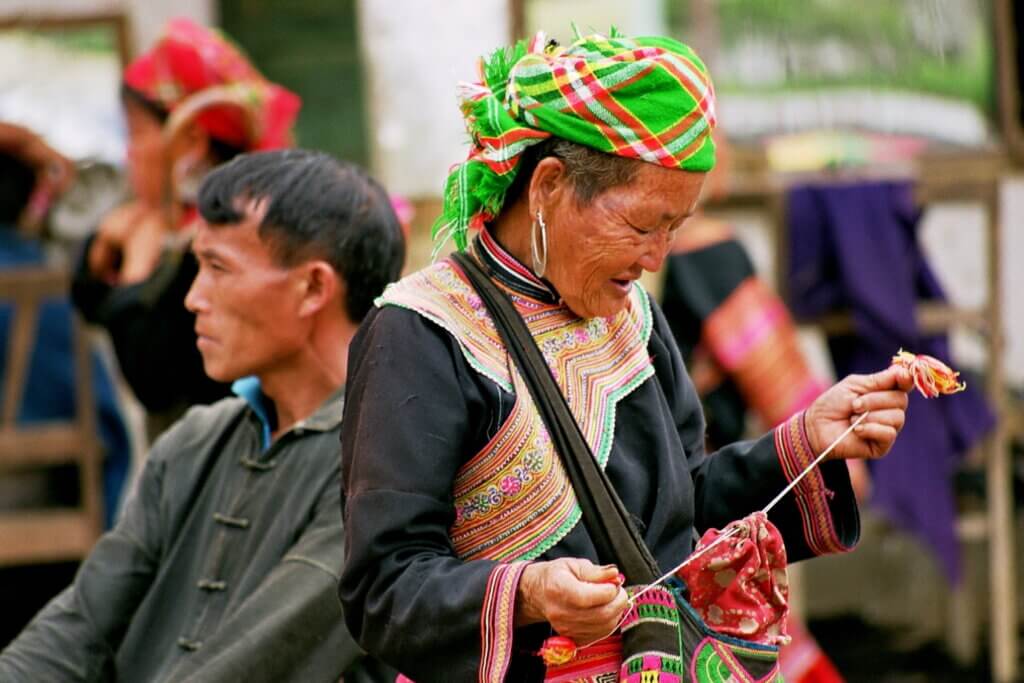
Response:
[0,122,131,530]
[70,18,301,438]
[0,121,132,645]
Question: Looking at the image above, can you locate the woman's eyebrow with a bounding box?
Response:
[662,210,694,224]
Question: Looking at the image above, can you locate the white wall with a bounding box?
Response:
[356,0,666,200]
[356,0,510,199]
[524,0,665,44]
[0,0,213,56]
[128,0,214,55]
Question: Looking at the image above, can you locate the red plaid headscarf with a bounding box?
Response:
[123,18,300,150]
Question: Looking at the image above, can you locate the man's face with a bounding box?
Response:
[185,210,311,382]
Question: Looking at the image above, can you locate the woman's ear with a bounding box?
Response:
[297,261,340,318]
[170,121,210,165]
[169,122,212,205]
[527,156,568,217]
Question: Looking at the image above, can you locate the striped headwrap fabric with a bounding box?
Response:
[434,27,717,252]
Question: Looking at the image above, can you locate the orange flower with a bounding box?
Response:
[539,635,577,666]
[537,573,624,665]
[891,349,966,398]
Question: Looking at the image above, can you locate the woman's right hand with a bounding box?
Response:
[118,207,171,284]
[515,558,628,644]
[89,201,149,284]
[88,200,171,285]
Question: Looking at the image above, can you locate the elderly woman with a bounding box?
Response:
[71,18,299,433]
[339,31,911,682]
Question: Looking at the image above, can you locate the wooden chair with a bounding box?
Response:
[0,266,103,566]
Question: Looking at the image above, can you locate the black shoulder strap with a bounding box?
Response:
[452,251,659,584]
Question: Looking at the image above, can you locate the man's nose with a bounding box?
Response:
[184,276,206,313]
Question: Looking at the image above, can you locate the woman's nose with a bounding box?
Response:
[638,232,672,272]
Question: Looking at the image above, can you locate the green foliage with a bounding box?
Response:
[16,27,117,55]
[670,0,993,112]
[219,0,367,165]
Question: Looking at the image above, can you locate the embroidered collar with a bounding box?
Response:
[471,229,559,304]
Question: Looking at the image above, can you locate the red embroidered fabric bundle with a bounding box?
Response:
[678,511,791,646]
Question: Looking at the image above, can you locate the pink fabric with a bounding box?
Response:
[713,298,787,369]
[123,17,300,150]
[779,615,845,682]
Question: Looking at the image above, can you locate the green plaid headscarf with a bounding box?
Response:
[434,27,717,253]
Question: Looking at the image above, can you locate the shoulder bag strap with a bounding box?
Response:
[452,251,660,584]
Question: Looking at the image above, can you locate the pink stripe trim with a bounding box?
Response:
[773,413,851,556]
[479,228,539,285]
[479,561,530,682]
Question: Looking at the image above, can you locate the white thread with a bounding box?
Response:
[759,412,868,515]
[573,411,870,651]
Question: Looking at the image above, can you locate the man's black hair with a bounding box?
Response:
[0,153,36,225]
[197,149,405,322]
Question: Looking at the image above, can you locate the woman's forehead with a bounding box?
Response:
[597,167,705,217]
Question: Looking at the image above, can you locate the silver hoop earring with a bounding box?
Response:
[531,210,548,278]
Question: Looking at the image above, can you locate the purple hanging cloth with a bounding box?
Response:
[785,180,994,583]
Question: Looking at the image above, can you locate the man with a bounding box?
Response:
[0,149,405,682]
[70,18,301,437]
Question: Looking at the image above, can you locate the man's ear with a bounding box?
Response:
[297,261,340,318]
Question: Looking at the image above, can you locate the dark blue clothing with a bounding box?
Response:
[786,181,995,582]
[0,230,131,528]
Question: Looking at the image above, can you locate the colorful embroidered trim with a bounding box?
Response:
[689,637,782,683]
[622,653,685,682]
[774,412,850,556]
[543,637,622,682]
[477,229,556,302]
[376,263,516,392]
[452,371,582,560]
[378,259,654,562]
[479,561,529,683]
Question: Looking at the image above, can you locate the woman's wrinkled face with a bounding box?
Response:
[538,162,706,319]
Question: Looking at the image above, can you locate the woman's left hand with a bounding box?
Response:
[804,366,914,461]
